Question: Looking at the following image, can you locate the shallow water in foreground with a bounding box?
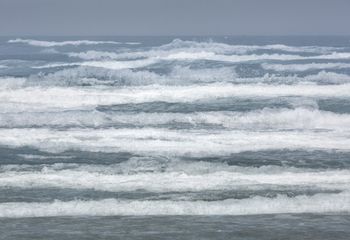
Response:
[1,215,350,240]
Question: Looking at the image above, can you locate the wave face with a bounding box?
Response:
[1,36,350,221]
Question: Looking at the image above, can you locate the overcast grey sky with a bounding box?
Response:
[0,0,349,36]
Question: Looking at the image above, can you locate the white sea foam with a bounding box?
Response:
[68,51,309,62]
[26,66,350,87]
[16,154,74,160]
[0,161,323,174]
[0,77,26,89]
[32,62,80,69]
[79,59,157,70]
[164,51,350,62]
[1,162,350,192]
[28,67,167,86]
[0,128,349,155]
[38,51,350,71]
[159,39,341,54]
[66,39,341,61]
[250,71,350,85]
[1,84,350,111]
[0,192,349,218]
[1,108,349,131]
[34,58,157,70]
[164,52,304,62]
[66,51,311,63]
[61,38,349,65]
[263,62,350,72]
[8,38,140,47]
[68,50,126,60]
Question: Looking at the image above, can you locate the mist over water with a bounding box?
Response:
[1,36,350,239]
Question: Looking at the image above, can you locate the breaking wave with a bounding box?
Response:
[64,51,350,64]
[1,192,349,218]
[1,84,350,112]
[24,67,350,87]
[66,39,342,61]
[1,161,350,192]
[1,108,349,131]
[0,128,349,155]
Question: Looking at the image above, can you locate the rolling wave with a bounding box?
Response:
[1,162,349,192]
[1,192,349,218]
[1,84,350,111]
[0,108,349,130]
[159,39,342,54]
[60,52,350,68]
[18,67,350,87]
[0,128,349,155]
[66,39,342,60]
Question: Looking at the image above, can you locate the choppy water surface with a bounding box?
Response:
[0,36,350,239]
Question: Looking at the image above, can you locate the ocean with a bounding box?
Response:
[0,36,350,239]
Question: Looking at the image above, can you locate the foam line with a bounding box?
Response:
[42,41,350,70]
[1,108,349,130]
[66,39,342,60]
[0,192,349,218]
[26,67,350,87]
[28,66,238,86]
[1,164,350,192]
[1,84,350,111]
[37,51,350,70]
[64,52,350,65]
[159,39,341,54]
[0,128,349,155]
[33,58,157,70]
[164,52,350,62]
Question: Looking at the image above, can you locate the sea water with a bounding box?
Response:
[0,36,350,239]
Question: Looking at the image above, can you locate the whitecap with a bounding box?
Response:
[1,192,349,218]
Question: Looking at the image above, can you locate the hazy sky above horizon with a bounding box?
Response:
[0,0,349,36]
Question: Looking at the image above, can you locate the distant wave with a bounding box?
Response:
[66,51,350,62]
[34,59,157,70]
[160,39,341,54]
[67,50,314,61]
[8,38,140,47]
[263,62,350,72]
[57,51,350,71]
[63,39,347,62]
[1,192,349,217]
